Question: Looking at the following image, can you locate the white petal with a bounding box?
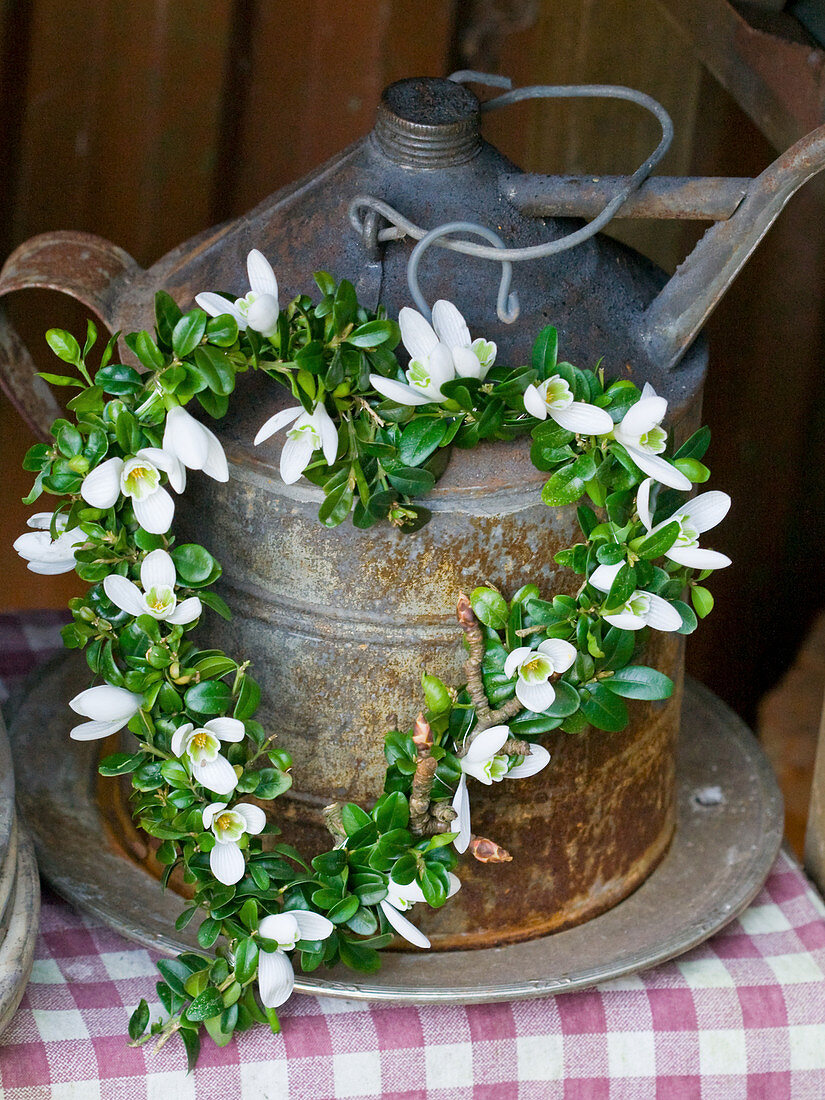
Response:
[24,558,78,575]
[451,775,471,854]
[200,424,229,482]
[102,574,145,617]
[247,294,279,338]
[171,724,194,759]
[625,447,692,491]
[257,949,295,1008]
[504,646,533,679]
[193,754,238,795]
[259,913,300,945]
[69,718,123,741]
[452,345,483,379]
[536,638,577,673]
[81,458,123,509]
[389,878,427,906]
[70,684,142,721]
[133,487,175,535]
[167,597,202,624]
[286,910,335,942]
[235,803,266,835]
[506,742,551,779]
[163,406,209,470]
[446,873,461,898]
[369,374,433,406]
[247,249,279,299]
[637,478,654,531]
[313,404,339,466]
[680,491,731,534]
[202,801,226,829]
[667,547,732,570]
[380,900,431,949]
[210,841,245,885]
[253,406,302,446]
[603,611,646,630]
[550,401,614,436]
[523,384,548,420]
[589,561,623,593]
[136,448,186,494]
[140,548,176,592]
[279,432,315,485]
[515,677,556,713]
[195,292,247,328]
[464,725,510,764]
[426,343,456,391]
[620,394,668,438]
[431,300,471,349]
[644,593,683,632]
[399,307,438,361]
[25,512,62,531]
[205,717,246,742]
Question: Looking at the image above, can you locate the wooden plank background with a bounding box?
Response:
[1,0,823,730]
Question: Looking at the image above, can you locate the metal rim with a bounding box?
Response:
[10,667,783,1002]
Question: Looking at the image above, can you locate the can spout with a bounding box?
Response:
[639,122,825,371]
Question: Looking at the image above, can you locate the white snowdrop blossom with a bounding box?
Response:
[80,448,185,535]
[451,725,552,853]
[253,402,338,483]
[13,512,85,575]
[589,561,682,632]
[68,684,143,742]
[162,405,229,483]
[103,548,202,625]
[172,717,245,795]
[256,910,335,1007]
[503,638,577,713]
[369,301,496,406]
[379,873,461,949]
[196,249,280,338]
[636,478,732,571]
[523,376,614,435]
[202,800,266,885]
[613,383,691,490]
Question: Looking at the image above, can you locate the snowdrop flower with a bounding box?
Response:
[196,249,280,338]
[172,718,245,795]
[379,873,461,949]
[636,478,732,571]
[451,725,551,853]
[613,383,691,490]
[369,301,495,406]
[589,561,682,632]
[202,800,266,884]
[256,910,335,1007]
[14,512,84,575]
[103,549,202,624]
[162,405,228,483]
[503,638,577,712]
[69,684,143,741]
[253,402,338,483]
[80,448,185,534]
[523,376,614,435]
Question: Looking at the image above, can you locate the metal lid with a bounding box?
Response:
[373,77,482,168]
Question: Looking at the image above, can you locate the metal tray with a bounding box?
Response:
[9,658,783,1002]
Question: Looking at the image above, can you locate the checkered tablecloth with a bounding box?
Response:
[2,611,825,1099]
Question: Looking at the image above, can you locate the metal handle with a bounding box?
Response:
[0,232,141,438]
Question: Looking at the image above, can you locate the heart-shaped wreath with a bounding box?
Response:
[15,249,730,1064]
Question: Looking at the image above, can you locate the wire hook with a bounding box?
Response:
[407,221,520,325]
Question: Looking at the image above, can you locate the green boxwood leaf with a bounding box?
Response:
[173,311,208,358]
[470,586,507,630]
[233,938,259,985]
[603,666,674,700]
[579,683,629,732]
[398,418,448,467]
[128,998,150,1041]
[185,680,233,716]
[385,466,436,497]
[185,986,224,1022]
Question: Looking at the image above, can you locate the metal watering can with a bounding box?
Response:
[2,76,824,948]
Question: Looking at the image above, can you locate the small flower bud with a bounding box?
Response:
[469,836,512,863]
[412,713,433,752]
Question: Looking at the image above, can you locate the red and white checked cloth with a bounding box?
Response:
[2,611,825,1099]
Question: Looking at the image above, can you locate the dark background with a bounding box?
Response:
[1,0,823,726]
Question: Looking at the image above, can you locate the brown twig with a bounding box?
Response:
[323,802,346,844]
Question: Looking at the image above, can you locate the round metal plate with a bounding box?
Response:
[9,658,783,1002]
[0,825,41,1038]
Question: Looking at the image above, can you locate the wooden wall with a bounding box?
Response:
[2,0,823,725]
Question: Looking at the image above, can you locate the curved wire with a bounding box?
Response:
[349,82,674,264]
[407,221,519,323]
